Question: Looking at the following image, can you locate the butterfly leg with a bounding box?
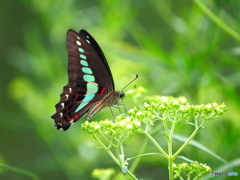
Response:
[109,107,115,118]
[121,100,128,115]
[112,100,127,116]
[118,98,128,115]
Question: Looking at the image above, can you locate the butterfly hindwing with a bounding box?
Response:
[51,29,122,131]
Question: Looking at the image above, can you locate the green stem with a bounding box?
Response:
[115,147,121,165]
[168,122,176,157]
[179,176,184,180]
[162,120,170,136]
[94,135,120,164]
[194,0,240,42]
[199,119,206,127]
[102,135,115,148]
[173,127,200,158]
[93,134,138,180]
[168,121,177,180]
[139,128,168,158]
[120,142,125,165]
[168,158,174,180]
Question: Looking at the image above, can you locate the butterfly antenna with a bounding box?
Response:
[121,74,139,92]
[121,74,138,115]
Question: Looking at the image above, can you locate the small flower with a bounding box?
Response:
[134,121,141,127]
[94,124,101,130]
[128,108,135,114]
[143,102,150,108]
[126,124,133,129]
[178,96,187,103]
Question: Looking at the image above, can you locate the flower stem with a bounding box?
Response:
[173,127,201,158]
[94,134,138,180]
[167,121,177,180]
[168,158,174,180]
[138,128,168,158]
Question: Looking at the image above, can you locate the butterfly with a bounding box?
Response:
[51,29,124,131]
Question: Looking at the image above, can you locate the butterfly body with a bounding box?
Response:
[51,29,124,131]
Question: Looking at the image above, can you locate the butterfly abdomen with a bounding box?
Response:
[86,91,121,119]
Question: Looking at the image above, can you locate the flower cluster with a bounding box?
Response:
[173,162,212,179]
[128,96,227,126]
[191,102,227,120]
[82,95,227,144]
[81,115,141,143]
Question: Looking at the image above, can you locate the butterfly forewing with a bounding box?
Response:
[51,29,121,131]
[67,30,115,90]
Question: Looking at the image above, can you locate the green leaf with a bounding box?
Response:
[173,134,227,163]
[0,164,39,180]
[126,153,164,162]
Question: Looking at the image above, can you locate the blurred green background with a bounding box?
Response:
[1,0,240,179]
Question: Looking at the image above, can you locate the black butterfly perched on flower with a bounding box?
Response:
[51,29,125,131]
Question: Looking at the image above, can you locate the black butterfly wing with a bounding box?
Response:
[51,29,116,130]
[67,29,115,90]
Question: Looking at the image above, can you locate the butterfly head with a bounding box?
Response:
[119,92,125,99]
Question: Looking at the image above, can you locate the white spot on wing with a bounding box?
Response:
[86,40,90,44]
[65,94,69,100]
[69,88,72,93]
[76,40,81,46]
[60,102,64,109]
[60,112,63,117]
